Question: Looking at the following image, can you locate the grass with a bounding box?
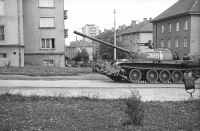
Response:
[0,93,199,131]
[0,66,93,76]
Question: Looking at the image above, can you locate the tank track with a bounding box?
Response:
[95,66,200,84]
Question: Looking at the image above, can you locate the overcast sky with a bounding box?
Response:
[64,0,178,45]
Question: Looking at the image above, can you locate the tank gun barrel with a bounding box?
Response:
[74,31,131,54]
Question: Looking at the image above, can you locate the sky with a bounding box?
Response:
[64,0,179,45]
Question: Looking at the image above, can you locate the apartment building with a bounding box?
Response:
[117,19,153,50]
[151,0,200,59]
[0,0,67,67]
[82,24,99,42]
[23,0,67,67]
[0,0,24,66]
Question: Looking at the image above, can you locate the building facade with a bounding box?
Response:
[0,0,24,66]
[0,0,67,67]
[117,18,153,50]
[23,0,67,67]
[82,24,99,42]
[122,19,153,50]
[151,0,200,59]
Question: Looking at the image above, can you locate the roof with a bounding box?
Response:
[151,0,200,22]
[68,40,93,48]
[95,30,114,40]
[120,20,153,35]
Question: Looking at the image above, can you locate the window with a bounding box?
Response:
[161,25,164,33]
[160,39,164,47]
[43,60,54,65]
[175,38,179,48]
[184,20,188,30]
[41,38,55,49]
[176,22,179,31]
[40,17,55,28]
[167,39,171,48]
[39,0,54,7]
[0,0,4,15]
[0,53,6,58]
[0,25,4,40]
[168,23,171,32]
[184,37,188,47]
[64,29,68,38]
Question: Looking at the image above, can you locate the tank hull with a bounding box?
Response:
[94,62,200,84]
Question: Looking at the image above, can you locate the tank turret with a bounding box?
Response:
[74,31,177,61]
[74,30,200,84]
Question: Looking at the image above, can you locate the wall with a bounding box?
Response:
[190,15,200,56]
[0,46,24,66]
[25,54,64,67]
[153,15,191,59]
[23,0,65,67]
[140,33,153,43]
[0,0,24,66]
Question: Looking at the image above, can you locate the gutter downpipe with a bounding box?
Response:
[155,23,157,49]
[17,0,21,67]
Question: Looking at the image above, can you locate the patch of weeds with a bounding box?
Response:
[70,96,91,100]
[0,92,26,102]
[30,95,41,102]
[122,90,145,127]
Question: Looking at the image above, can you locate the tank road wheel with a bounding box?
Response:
[146,70,158,83]
[172,70,183,83]
[159,70,171,83]
[128,69,142,83]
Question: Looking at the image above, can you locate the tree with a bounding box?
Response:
[97,30,128,60]
[72,48,90,65]
[72,51,82,65]
[80,48,90,63]
[102,53,111,60]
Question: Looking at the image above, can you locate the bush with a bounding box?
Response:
[122,90,145,126]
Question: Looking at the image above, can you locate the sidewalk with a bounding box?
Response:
[0,79,199,101]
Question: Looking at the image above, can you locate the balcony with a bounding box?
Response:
[64,29,68,38]
[64,10,68,20]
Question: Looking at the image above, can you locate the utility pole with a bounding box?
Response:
[17,0,21,67]
[76,35,77,53]
[114,9,116,60]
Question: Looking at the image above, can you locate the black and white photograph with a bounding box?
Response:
[0,0,200,130]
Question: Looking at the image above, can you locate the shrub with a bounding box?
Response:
[122,90,145,126]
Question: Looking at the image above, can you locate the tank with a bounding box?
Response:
[74,31,200,84]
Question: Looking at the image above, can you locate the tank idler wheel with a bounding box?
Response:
[172,70,183,83]
[195,70,200,77]
[146,70,158,83]
[128,69,142,83]
[159,70,171,83]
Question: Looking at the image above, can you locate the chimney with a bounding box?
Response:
[131,20,136,27]
[143,18,148,22]
[118,26,122,31]
[122,24,126,30]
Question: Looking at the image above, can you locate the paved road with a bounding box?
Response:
[0,79,199,101]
